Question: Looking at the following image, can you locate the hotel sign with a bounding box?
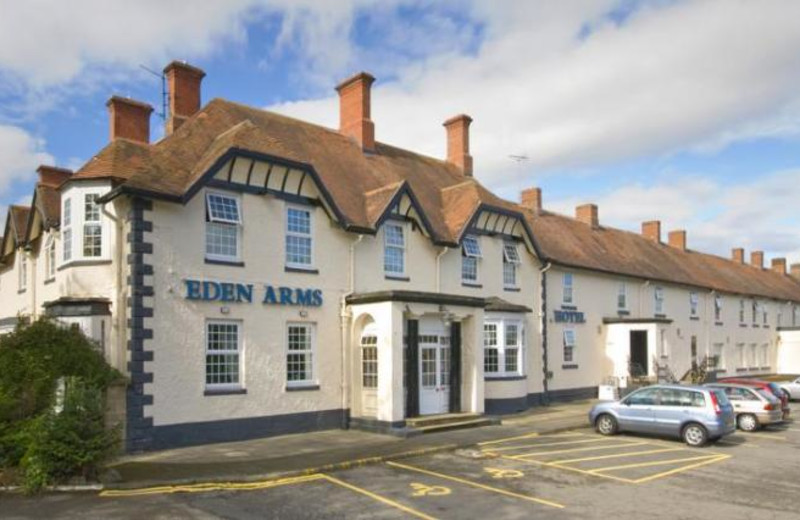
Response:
[184,280,323,307]
[554,309,585,323]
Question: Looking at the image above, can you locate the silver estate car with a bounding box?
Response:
[705,383,783,431]
[779,377,800,401]
[589,384,735,447]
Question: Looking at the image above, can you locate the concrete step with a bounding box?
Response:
[413,417,499,434]
[405,413,481,428]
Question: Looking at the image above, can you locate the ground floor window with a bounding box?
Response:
[712,343,725,370]
[205,320,241,389]
[749,343,758,367]
[483,318,524,377]
[736,343,745,368]
[760,344,769,367]
[287,323,315,386]
[361,329,378,389]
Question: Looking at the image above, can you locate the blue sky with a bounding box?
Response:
[1,0,799,263]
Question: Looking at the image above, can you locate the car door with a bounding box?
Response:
[652,388,690,435]
[617,388,659,433]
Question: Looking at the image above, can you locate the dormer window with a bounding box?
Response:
[503,243,520,288]
[205,192,241,262]
[461,235,481,284]
[384,223,406,278]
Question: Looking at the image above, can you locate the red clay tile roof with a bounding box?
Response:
[67,97,800,302]
[10,206,30,244]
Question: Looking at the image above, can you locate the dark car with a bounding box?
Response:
[718,378,790,420]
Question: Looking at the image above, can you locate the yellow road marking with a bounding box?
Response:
[554,447,685,465]
[500,455,635,484]
[321,474,437,520]
[591,454,725,474]
[633,455,731,484]
[505,411,589,425]
[488,437,617,453]
[478,431,585,447]
[505,440,648,459]
[741,432,787,441]
[387,461,565,509]
[99,473,324,497]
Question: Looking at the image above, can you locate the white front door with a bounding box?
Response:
[419,334,450,415]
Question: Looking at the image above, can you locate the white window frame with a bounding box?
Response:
[762,303,768,325]
[760,344,769,367]
[461,235,481,284]
[562,272,574,305]
[689,291,699,317]
[82,193,103,258]
[483,318,525,377]
[617,282,627,311]
[18,253,27,292]
[205,320,243,391]
[654,286,664,315]
[503,242,521,288]
[749,343,758,367]
[383,222,407,277]
[45,234,56,280]
[736,343,746,368]
[286,322,316,387]
[712,343,725,370]
[62,197,72,263]
[205,191,242,262]
[563,328,576,363]
[360,327,378,389]
[714,294,722,322]
[739,299,745,323]
[285,204,314,269]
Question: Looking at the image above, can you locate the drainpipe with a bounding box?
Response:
[340,234,363,429]
[435,247,449,293]
[539,262,552,406]
[101,201,124,370]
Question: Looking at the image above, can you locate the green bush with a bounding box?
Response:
[0,318,122,491]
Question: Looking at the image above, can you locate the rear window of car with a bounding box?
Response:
[712,389,730,406]
[757,389,776,401]
[767,383,784,398]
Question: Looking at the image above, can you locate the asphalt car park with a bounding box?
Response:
[6,401,800,519]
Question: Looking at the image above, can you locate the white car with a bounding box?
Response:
[779,377,800,401]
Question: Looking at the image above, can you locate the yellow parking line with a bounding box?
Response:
[505,440,649,459]
[633,455,731,484]
[321,474,437,520]
[488,437,618,453]
[554,447,685,465]
[478,431,584,447]
[741,432,787,441]
[500,455,636,484]
[99,473,325,497]
[387,461,565,509]
[591,454,724,474]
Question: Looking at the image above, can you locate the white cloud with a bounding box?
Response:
[0,125,53,192]
[546,169,800,265]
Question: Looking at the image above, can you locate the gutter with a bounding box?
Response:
[539,261,553,406]
[435,247,449,293]
[340,234,364,429]
[101,200,125,370]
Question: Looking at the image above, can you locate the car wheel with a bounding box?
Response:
[682,423,708,447]
[738,414,759,432]
[595,414,618,436]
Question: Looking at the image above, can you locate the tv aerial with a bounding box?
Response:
[139,65,168,121]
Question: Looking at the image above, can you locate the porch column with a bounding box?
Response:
[449,321,462,413]
[406,318,419,417]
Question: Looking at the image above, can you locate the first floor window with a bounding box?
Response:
[205,321,241,388]
[461,235,481,283]
[62,228,72,262]
[749,344,758,367]
[83,193,102,257]
[206,192,241,261]
[617,282,627,310]
[483,319,524,376]
[384,223,406,276]
[689,292,699,317]
[45,235,56,279]
[361,330,378,389]
[503,243,521,287]
[562,272,574,304]
[287,323,315,385]
[760,344,769,367]
[714,295,722,321]
[739,300,745,323]
[736,343,745,368]
[563,329,576,363]
[654,286,664,314]
[18,254,27,291]
[286,206,313,268]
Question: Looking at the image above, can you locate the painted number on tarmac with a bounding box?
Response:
[410,482,452,497]
[485,467,524,479]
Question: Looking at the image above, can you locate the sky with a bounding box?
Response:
[1,0,799,264]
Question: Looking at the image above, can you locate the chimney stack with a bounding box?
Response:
[642,221,661,243]
[790,263,800,280]
[36,165,72,187]
[443,114,473,176]
[668,230,687,251]
[336,72,375,152]
[576,204,598,227]
[164,61,206,135]
[106,96,153,143]
[732,248,745,264]
[750,251,764,269]
[520,187,542,213]
[772,257,787,275]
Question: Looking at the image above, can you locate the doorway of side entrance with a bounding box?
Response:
[629,330,649,378]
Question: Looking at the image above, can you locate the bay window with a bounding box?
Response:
[83,193,102,257]
[484,318,524,377]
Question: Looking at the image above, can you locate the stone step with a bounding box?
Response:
[412,417,499,434]
[405,413,482,428]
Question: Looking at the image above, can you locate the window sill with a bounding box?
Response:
[739,323,748,328]
[286,384,320,392]
[285,266,319,274]
[690,316,700,321]
[204,388,247,396]
[735,368,749,373]
[43,277,56,285]
[57,258,112,271]
[205,258,245,267]
[503,287,521,292]
[562,364,579,370]
[385,275,410,282]
[763,325,770,329]
[748,367,761,371]
[654,313,667,319]
[617,309,630,316]
[760,366,771,371]
[17,289,27,295]
[485,375,526,381]
[715,321,724,326]
[462,282,482,289]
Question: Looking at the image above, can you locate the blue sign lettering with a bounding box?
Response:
[554,310,585,323]
[184,279,322,307]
